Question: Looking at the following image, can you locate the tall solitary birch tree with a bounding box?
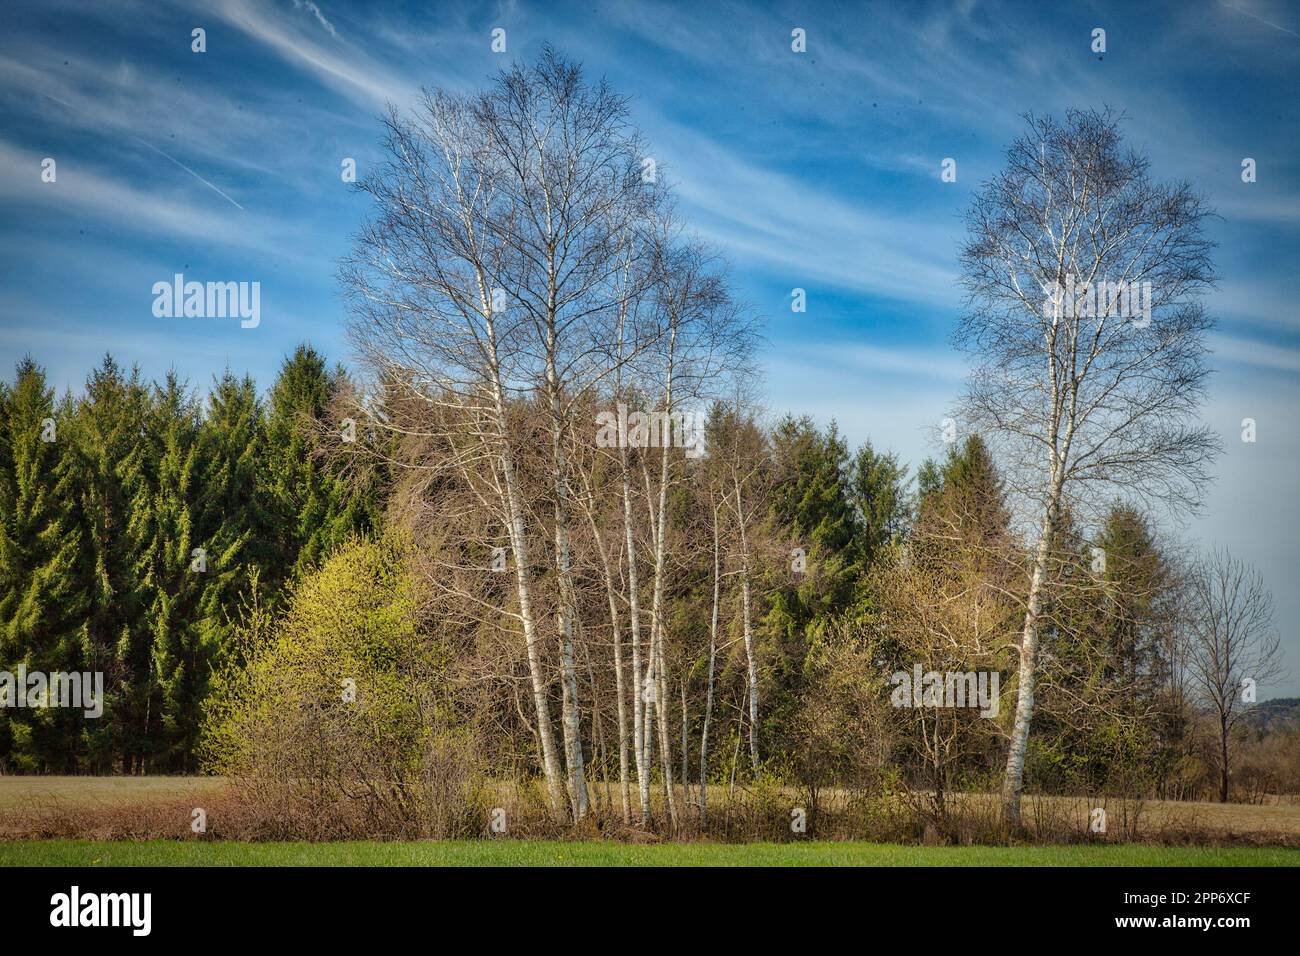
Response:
[954,109,1220,827]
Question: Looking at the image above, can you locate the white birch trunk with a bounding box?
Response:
[734,472,760,772]
[700,499,720,827]
[496,396,566,815]
[621,453,652,823]
[647,328,679,830]
[582,497,632,823]
[1001,482,1062,828]
[478,284,566,817]
[546,347,588,819]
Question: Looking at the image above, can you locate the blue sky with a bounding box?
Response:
[2,0,1298,692]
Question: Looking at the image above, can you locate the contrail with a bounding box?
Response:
[37,88,244,210]
[1218,1,1300,39]
[131,137,245,211]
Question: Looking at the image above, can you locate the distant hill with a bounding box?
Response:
[1243,698,1300,734]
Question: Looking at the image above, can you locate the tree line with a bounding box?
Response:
[3,52,1289,831]
[0,347,375,772]
[0,351,1287,815]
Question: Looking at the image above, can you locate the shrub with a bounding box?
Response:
[201,536,486,839]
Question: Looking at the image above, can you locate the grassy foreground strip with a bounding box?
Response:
[1,840,1297,867]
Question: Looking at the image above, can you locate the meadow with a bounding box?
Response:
[2,777,1297,865]
[3,839,1297,867]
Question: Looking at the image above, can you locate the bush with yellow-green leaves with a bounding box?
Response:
[201,536,487,839]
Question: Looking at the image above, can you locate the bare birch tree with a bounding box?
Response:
[642,236,755,828]
[699,489,722,825]
[340,87,573,815]
[717,405,766,772]
[340,48,760,829]
[573,433,632,822]
[1184,548,1284,802]
[954,108,1220,827]
[341,50,665,819]
[480,50,678,818]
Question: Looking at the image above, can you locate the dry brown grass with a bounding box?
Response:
[0,776,228,812]
[1,776,1297,846]
[0,776,232,841]
[947,792,1300,842]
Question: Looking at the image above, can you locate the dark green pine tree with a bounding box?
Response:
[914,457,943,503]
[67,356,155,772]
[1032,509,1120,791]
[264,345,374,587]
[1095,503,1193,798]
[928,435,1011,538]
[1094,503,1172,693]
[142,372,209,771]
[193,371,273,659]
[910,434,1014,580]
[760,417,863,756]
[1029,504,1172,795]
[0,360,90,771]
[849,440,909,567]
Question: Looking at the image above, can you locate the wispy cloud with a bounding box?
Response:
[650,116,961,307]
[788,342,968,381]
[0,47,279,177]
[1210,332,1300,373]
[1211,281,1300,331]
[1217,0,1300,40]
[0,139,290,257]
[209,0,414,108]
[293,0,339,39]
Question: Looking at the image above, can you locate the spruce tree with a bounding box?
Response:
[1095,503,1171,691]
[0,360,89,771]
[761,417,862,753]
[143,372,208,771]
[67,356,154,772]
[265,346,374,586]
[849,440,909,567]
[910,435,1013,580]
[193,371,272,659]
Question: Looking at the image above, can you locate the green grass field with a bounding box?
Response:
[2,839,1297,867]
